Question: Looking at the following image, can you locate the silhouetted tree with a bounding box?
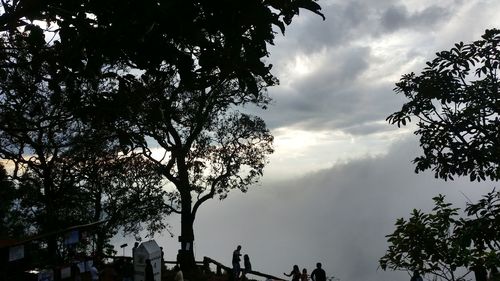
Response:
[380,192,500,281]
[379,195,469,281]
[112,71,274,270]
[0,0,324,97]
[458,190,500,267]
[0,0,325,270]
[387,29,500,182]
[0,30,170,261]
[384,29,500,280]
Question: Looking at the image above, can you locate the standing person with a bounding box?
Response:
[489,267,500,281]
[132,242,139,258]
[174,265,184,281]
[145,259,154,281]
[284,265,301,281]
[90,263,99,281]
[242,254,252,280]
[310,263,326,281]
[232,245,242,279]
[101,264,118,281]
[472,262,488,281]
[301,268,308,281]
[122,258,134,281]
[71,263,81,281]
[160,247,166,273]
[410,270,423,281]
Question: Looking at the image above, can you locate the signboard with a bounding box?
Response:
[133,240,162,281]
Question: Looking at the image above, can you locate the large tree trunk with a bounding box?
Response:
[178,191,196,272]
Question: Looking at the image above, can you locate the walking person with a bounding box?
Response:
[284,265,301,281]
[310,263,326,281]
[232,245,242,280]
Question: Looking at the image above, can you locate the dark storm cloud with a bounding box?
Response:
[292,1,370,53]
[380,4,451,32]
[272,1,455,54]
[263,1,461,135]
[263,79,400,135]
[191,136,493,281]
[264,46,383,131]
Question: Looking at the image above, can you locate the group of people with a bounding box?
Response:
[284,263,327,281]
[232,245,327,281]
[232,245,252,280]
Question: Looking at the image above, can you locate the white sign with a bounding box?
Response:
[133,240,162,281]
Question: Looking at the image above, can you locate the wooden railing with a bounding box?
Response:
[106,255,285,280]
[202,256,285,281]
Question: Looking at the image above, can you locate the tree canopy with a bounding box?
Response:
[387,29,500,182]
[379,195,467,281]
[128,71,274,269]
[0,0,324,96]
[0,0,325,270]
[0,25,172,262]
[383,28,500,281]
[380,191,500,281]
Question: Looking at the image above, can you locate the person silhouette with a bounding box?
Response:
[145,259,154,281]
[410,270,423,281]
[472,261,488,281]
[174,265,184,281]
[243,254,252,278]
[310,263,326,281]
[490,267,500,281]
[301,268,309,281]
[284,265,301,281]
[232,245,242,279]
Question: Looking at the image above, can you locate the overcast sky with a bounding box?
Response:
[115,1,500,280]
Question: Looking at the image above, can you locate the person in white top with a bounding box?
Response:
[174,265,184,281]
[90,264,99,281]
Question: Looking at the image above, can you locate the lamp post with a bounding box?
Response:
[120,243,127,256]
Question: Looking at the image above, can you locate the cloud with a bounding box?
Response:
[380,4,451,33]
[112,3,500,281]
[187,136,494,281]
[115,137,494,281]
[262,77,400,135]
[261,0,468,136]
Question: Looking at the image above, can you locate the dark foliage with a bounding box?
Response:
[387,29,500,182]
[0,0,324,96]
[0,0,324,269]
[0,29,170,260]
[380,191,500,281]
